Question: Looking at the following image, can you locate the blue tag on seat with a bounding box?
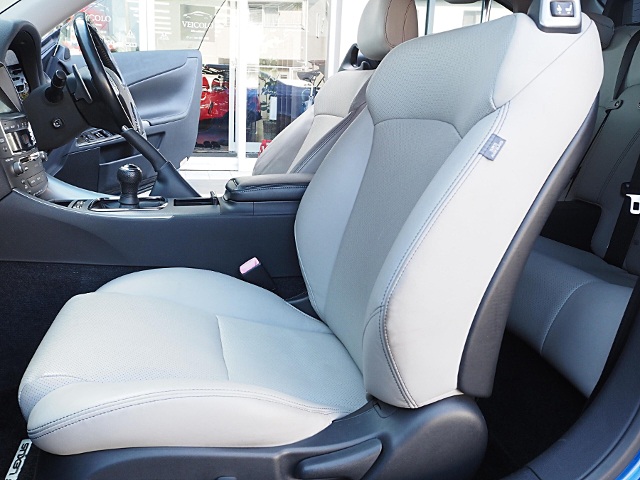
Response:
[480,134,506,161]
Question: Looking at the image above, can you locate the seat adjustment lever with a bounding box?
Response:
[294,438,382,480]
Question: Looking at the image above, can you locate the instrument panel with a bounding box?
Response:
[0,49,46,195]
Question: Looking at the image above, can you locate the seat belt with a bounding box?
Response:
[600,30,640,267]
[587,276,640,405]
[565,30,640,195]
[604,157,640,266]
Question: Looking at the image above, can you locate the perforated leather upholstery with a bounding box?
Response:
[20,269,366,455]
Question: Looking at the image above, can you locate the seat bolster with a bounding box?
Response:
[27,378,344,455]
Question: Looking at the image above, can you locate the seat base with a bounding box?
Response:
[35,396,486,480]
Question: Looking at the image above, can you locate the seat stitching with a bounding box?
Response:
[375,103,508,407]
[19,374,93,404]
[91,289,325,331]
[29,391,345,438]
[215,315,231,381]
[295,229,322,315]
[491,19,593,111]
[218,310,331,333]
[377,312,408,405]
[282,300,327,327]
[402,1,412,43]
[383,0,394,50]
[234,186,308,193]
[373,117,463,139]
[29,387,345,432]
[539,279,600,353]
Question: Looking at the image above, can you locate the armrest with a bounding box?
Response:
[224,173,313,202]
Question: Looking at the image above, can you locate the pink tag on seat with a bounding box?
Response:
[240,257,261,275]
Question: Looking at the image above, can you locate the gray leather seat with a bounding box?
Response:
[252,0,418,176]
[19,11,601,456]
[508,13,640,397]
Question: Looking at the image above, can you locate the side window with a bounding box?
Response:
[431,0,511,34]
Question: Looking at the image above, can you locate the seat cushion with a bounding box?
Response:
[508,237,635,396]
[19,268,367,455]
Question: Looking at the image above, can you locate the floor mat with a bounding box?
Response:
[0,386,37,480]
[474,332,586,480]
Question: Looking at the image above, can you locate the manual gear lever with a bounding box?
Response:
[117,164,142,208]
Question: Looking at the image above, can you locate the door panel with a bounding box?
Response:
[44,49,202,194]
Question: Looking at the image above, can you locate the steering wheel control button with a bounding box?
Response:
[45,70,67,104]
[550,1,575,16]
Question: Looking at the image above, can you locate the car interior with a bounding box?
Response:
[1,0,640,479]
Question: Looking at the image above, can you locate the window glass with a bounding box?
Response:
[488,2,512,21]
[416,0,428,35]
[53,0,225,55]
[431,0,511,34]
[431,0,481,33]
[49,0,331,157]
[243,0,331,151]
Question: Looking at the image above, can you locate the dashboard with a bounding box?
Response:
[6,49,29,100]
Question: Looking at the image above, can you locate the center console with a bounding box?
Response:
[0,160,312,288]
[0,112,47,196]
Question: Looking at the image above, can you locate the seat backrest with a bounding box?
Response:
[252,0,419,176]
[295,12,602,408]
[566,21,640,272]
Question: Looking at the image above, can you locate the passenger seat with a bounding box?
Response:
[508,12,640,397]
[252,0,419,175]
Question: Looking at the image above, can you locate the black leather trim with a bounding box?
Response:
[224,173,314,202]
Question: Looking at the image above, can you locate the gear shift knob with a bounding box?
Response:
[117,164,143,208]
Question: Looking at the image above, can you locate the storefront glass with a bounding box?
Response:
[53,0,331,158]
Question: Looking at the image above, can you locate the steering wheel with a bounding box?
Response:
[73,13,145,137]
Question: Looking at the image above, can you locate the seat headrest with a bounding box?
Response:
[357,0,419,61]
[584,12,614,49]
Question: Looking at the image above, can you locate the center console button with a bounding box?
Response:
[12,161,23,176]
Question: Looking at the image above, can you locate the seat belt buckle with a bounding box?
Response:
[621,183,640,214]
[627,194,640,215]
[239,257,277,291]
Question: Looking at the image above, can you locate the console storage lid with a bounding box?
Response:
[224,173,313,203]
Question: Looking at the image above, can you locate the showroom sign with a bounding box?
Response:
[180,5,216,41]
[83,3,111,32]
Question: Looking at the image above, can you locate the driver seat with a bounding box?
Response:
[251,0,419,176]
[19,9,601,480]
